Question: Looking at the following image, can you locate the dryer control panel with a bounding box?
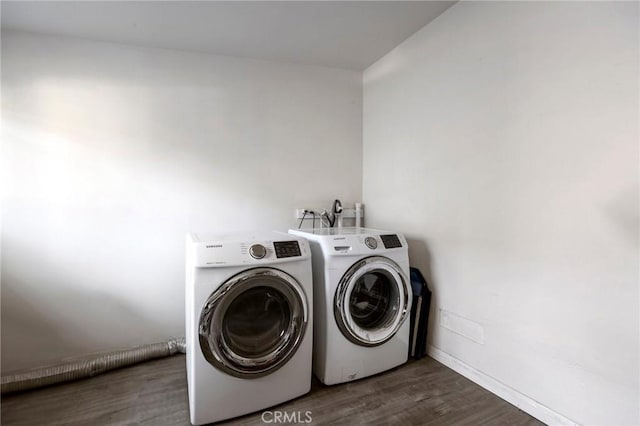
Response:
[188,232,310,267]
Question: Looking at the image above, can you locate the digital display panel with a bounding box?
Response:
[274,241,301,258]
[380,234,402,249]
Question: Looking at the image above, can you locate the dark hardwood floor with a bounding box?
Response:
[1,355,544,425]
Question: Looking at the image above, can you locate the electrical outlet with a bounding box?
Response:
[295,208,317,219]
[295,207,363,219]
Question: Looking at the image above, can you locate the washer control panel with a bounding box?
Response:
[273,241,302,258]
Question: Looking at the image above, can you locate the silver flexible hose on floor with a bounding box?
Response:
[1,337,186,395]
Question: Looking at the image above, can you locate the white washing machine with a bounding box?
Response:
[185,232,313,425]
[288,227,411,385]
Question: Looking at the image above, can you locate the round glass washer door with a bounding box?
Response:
[334,256,409,347]
[199,267,309,379]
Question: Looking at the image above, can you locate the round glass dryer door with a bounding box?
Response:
[199,268,309,378]
[334,256,409,347]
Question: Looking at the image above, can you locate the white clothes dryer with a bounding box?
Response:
[185,232,313,425]
[288,227,411,385]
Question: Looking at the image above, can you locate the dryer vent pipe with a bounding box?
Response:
[1,337,186,395]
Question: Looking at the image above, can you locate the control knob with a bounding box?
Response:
[249,244,267,259]
[364,237,378,249]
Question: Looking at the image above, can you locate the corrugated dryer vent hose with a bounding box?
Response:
[1,337,186,394]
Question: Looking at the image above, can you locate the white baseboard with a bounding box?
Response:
[427,345,579,426]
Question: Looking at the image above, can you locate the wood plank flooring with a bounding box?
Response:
[1,355,544,425]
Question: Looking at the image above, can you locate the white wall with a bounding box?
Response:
[1,31,362,371]
[363,2,638,425]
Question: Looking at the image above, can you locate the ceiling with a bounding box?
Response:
[1,1,455,70]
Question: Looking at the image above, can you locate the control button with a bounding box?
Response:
[364,237,378,249]
[249,244,267,259]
